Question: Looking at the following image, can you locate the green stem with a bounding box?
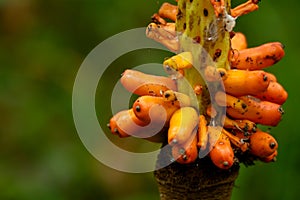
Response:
[176,0,231,114]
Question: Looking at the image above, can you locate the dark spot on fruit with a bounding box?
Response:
[269,142,276,149]
[223,161,229,166]
[135,105,141,112]
[245,57,253,64]
[278,106,284,114]
[164,65,172,73]
[252,125,257,132]
[265,54,279,62]
[219,70,226,77]
[179,148,185,155]
[113,128,118,133]
[242,103,247,109]
[263,74,268,81]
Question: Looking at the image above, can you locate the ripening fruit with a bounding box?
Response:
[163,90,191,107]
[222,70,270,97]
[230,42,285,70]
[259,150,278,163]
[108,109,166,142]
[109,109,146,138]
[158,2,177,21]
[230,0,258,18]
[133,95,179,125]
[168,107,199,145]
[209,132,234,170]
[121,69,177,96]
[197,115,208,149]
[223,116,257,133]
[163,52,193,72]
[215,91,248,114]
[249,130,278,158]
[226,96,283,126]
[253,81,288,105]
[231,32,247,50]
[172,132,198,164]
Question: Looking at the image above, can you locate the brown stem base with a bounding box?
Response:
[154,145,239,200]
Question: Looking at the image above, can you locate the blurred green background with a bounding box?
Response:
[0,0,299,199]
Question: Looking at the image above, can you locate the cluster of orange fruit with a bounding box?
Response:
[108,0,287,169]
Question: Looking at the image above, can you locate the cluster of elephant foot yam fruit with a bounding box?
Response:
[108,0,287,169]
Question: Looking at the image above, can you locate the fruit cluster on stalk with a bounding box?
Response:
[108,0,287,170]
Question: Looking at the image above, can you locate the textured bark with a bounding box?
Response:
[154,145,239,200]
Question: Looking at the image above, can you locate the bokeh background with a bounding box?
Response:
[1,0,299,199]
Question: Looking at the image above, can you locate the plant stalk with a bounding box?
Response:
[154,0,239,199]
